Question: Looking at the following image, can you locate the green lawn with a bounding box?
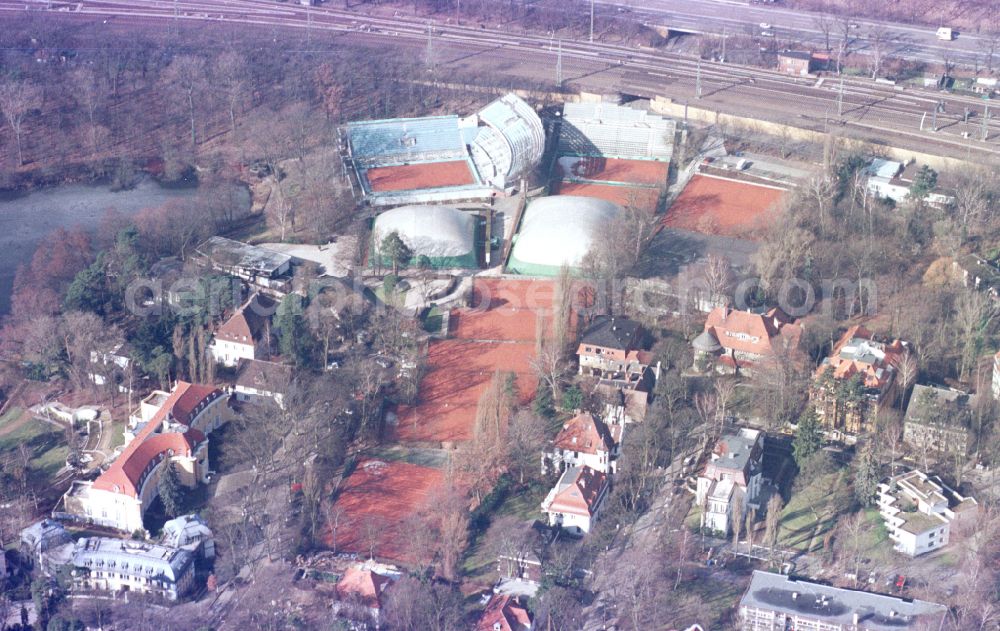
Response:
[0,416,69,484]
[779,468,850,552]
[108,420,127,451]
[674,572,745,629]
[684,503,704,532]
[0,406,23,432]
[373,282,407,306]
[461,482,547,589]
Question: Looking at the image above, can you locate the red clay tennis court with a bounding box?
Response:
[395,279,552,444]
[663,174,786,237]
[326,459,444,564]
[365,160,475,192]
[553,181,661,211]
[556,156,669,186]
[395,340,537,443]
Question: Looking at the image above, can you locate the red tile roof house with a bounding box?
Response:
[476,594,532,631]
[334,565,395,625]
[540,465,610,535]
[56,381,231,534]
[692,307,803,376]
[810,325,908,438]
[210,294,275,368]
[541,411,623,475]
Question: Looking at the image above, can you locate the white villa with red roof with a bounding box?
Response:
[210,294,274,368]
[541,411,622,475]
[57,381,231,533]
[541,465,609,535]
[693,307,803,375]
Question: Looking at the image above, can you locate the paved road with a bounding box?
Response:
[4,0,998,163]
[602,0,994,68]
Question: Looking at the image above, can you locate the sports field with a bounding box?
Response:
[364,160,475,192]
[663,174,785,237]
[395,278,553,444]
[556,156,669,186]
[552,181,661,211]
[327,459,444,563]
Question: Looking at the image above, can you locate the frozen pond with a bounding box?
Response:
[0,179,247,314]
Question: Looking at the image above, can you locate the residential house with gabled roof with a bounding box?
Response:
[696,427,765,534]
[811,325,908,437]
[692,307,803,375]
[903,384,974,457]
[578,316,646,377]
[334,564,394,624]
[20,519,72,572]
[56,381,231,534]
[541,465,609,535]
[541,411,622,475]
[161,513,215,560]
[476,594,532,631]
[210,294,275,367]
[233,358,292,408]
[877,470,978,557]
[578,315,659,422]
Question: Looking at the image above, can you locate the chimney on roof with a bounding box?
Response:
[890,610,897,618]
[853,613,860,625]
[773,316,780,329]
[792,592,798,600]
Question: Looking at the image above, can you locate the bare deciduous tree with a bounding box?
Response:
[0,79,43,166]
[161,55,208,152]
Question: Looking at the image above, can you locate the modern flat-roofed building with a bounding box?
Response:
[195,236,293,292]
[738,570,948,630]
[877,469,977,557]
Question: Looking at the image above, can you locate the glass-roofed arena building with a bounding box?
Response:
[341,93,544,207]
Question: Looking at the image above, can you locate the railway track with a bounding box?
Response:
[1,0,997,158]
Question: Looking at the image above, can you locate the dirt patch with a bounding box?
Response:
[326,459,446,564]
[663,174,785,237]
[365,160,476,192]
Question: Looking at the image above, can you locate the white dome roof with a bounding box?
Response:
[510,196,622,271]
[373,205,475,259]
